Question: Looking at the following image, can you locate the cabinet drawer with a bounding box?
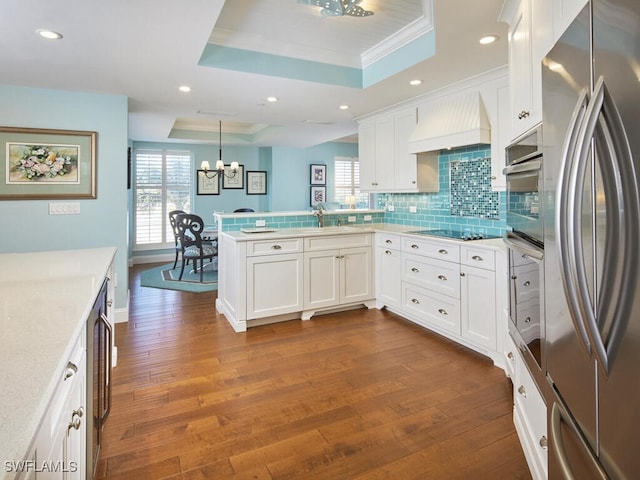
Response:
[514,354,548,469]
[247,238,303,256]
[461,246,496,270]
[402,253,460,299]
[401,236,460,262]
[376,232,401,250]
[304,233,372,251]
[402,283,460,335]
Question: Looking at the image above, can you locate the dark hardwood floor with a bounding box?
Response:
[96,263,532,479]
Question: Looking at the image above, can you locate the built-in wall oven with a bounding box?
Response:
[504,124,546,392]
[504,124,543,247]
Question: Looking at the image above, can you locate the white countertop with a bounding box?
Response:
[0,247,116,476]
[220,223,506,251]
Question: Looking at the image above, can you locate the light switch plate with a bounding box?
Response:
[363,215,372,221]
[387,205,395,212]
[348,216,356,223]
[409,205,417,213]
[255,219,266,227]
[49,202,80,215]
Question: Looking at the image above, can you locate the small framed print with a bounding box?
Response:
[197,170,220,195]
[310,185,326,207]
[246,170,267,195]
[310,164,326,185]
[223,164,244,189]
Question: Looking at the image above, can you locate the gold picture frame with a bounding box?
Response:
[0,126,97,199]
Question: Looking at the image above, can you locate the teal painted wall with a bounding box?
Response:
[270,142,359,211]
[0,85,129,310]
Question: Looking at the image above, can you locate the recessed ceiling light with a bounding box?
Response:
[266,96,278,103]
[410,79,422,86]
[36,29,63,40]
[479,35,498,45]
[178,85,191,93]
[339,105,350,110]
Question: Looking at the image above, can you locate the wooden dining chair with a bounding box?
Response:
[175,213,217,282]
[168,209,186,269]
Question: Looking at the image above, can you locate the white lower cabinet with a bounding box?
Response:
[375,233,402,309]
[513,347,548,480]
[247,252,303,319]
[24,328,86,480]
[218,231,375,330]
[303,246,373,314]
[374,233,505,365]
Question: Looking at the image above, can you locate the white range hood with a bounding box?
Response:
[408,90,491,154]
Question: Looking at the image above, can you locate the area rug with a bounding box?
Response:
[140,263,218,293]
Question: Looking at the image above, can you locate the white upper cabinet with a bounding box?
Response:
[553,0,588,41]
[503,0,539,139]
[502,0,585,141]
[359,107,432,193]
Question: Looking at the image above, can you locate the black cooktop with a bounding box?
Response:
[408,229,501,241]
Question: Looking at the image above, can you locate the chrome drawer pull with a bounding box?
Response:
[64,362,77,381]
[438,308,448,315]
[523,280,531,287]
[518,385,527,397]
[539,436,548,451]
[438,249,448,255]
[271,244,282,250]
[524,317,531,323]
[411,267,419,273]
[385,239,393,244]
[437,275,447,281]
[385,250,392,255]
[507,352,514,360]
[411,298,420,304]
[471,255,483,261]
[411,244,419,249]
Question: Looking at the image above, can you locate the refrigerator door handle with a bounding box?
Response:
[572,76,640,374]
[556,88,592,353]
[551,402,609,480]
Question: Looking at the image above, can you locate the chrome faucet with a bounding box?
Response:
[312,203,325,227]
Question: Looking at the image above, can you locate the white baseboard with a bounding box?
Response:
[131,253,175,265]
[114,288,130,324]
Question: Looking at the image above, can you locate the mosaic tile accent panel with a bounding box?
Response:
[450,157,500,219]
[377,144,508,237]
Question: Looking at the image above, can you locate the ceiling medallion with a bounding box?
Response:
[298,0,374,17]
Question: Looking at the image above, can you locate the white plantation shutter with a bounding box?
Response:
[134,149,192,248]
[334,156,367,208]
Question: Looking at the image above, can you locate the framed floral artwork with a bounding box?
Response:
[310,185,326,207]
[0,126,97,199]
[310,164,326,185]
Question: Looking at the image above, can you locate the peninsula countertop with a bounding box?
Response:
[0,247,116,477]
[219,223,506,251]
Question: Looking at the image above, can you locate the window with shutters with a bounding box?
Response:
[334,156,369,208]
[134,149,192,250]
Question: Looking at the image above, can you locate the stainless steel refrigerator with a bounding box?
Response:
[542,1,640,478]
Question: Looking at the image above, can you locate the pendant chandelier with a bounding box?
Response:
[199,120,239,179]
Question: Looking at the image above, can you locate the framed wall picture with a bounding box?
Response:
[310,164,326,185]
[0,126,97,200]
[246,170,267,195]
[310,185,326,207]
[223,164,244,189]
[196,170,220,195]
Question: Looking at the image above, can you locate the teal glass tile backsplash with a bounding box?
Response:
[379,144,508,237]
